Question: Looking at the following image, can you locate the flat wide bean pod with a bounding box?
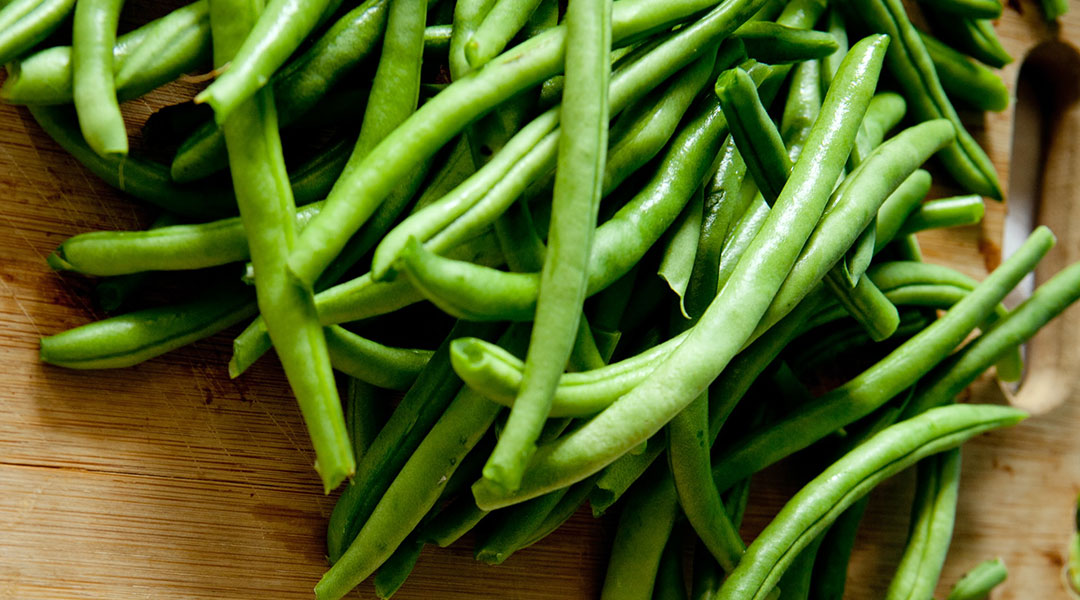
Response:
[714,404,1026,600]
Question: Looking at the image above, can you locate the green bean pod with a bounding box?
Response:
[896,195,985,236]
[709,227,1053,494]
[915,0,1002,18]
[946,558,1008,600]
[885,449,961,600]
[72,0,128,158]
[465,0,544,69]
[924,8,1013,68]
[0,0,75,65]
[821,8,848,91]
[714,404,1026,600]
[839,0,1003,199]
[734,21,839,64]
[324,326,433,391]
[1041,0,1069,20]
[920,30,1009,112]
[716,66,792,204]
[780,58,822,161]
[39,284,256,370]
[196,0,338,123]
[849,92,906,169]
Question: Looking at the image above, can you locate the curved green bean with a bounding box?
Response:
[919,30,1008,112]
[324,326,433,391]
[714,404,1026,600]
[734,21,838,64]
[39,284,256,370]
[946,558,1008,600]
[924,8,1012,68]
[72,0,128,158]
[885,449,961,600]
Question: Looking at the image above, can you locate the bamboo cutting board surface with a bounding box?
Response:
[2,2,1080,598]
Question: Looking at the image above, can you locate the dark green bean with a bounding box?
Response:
[838,0,1002,198]
[946,558,1008,600]
[72,0,127,157]
[325,322,500,563]
[344,379,386,465]
[28,105,236,219]
[915,0,1002,18]
[734,21,838,64]
[653,526,689,600]
[919,30,1008,112]
[324,326,433,391]
[923,7,1013,68]
[372,536,422,599]
[0,0,75,65]
[39,284,256,369]
[1041,0,1068,20]
[885,449,961,600]
[714,404,1026,600]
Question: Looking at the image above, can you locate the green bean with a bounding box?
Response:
[39,283,256,369]
[449,0,496,79]
[196,0,338,123]
[821,269,899,342]
[1041,0,1069,20]
[589,435,666,516]
[808,498,868,600]
[171,0,388,182]
[716,66,791,204]
[654,526,689,600]
[734,22,838,64]
[659,189,704,317]
[946,558,1008,600]
[317,327,518,600]
[465,0,543,69]
[919,30,1008,112]
[286,0,770,288]
[0,0,75,65]
[372,536,422,599]
[897,195,985,236]
[420,491,489,547]
[324,326,432,391]
[344,379,386,465]
[28,105,236,219]
[325,321,500,563]
[839,0,1002,199]
[820,8,848,91]
[777,535,825,600]
[915,0,1002,18]
[903,260,1080,417]
[923,8,1013,68]
[886,449,961,600]
[481,0,612,493]
[715,404,1025,600]
[92,213,178,313]
[423,23,452,51]
[849,92,906,169]
[600,461,681,600]
[709,227,1053,495]
[874,170,932,252]
[510,475,596,551]
[72,0,128,158]
[472,36,889,510]
[752,120,957,342]
[2,1,210,105]
[474,485,569,564]
[780,59,821,162]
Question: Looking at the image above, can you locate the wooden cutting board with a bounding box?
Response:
[2,2,1080,598]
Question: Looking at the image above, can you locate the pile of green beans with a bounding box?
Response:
[8,0,1080,597]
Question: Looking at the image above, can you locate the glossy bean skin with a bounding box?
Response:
[72,0,128,157]
[39,284,256,369]
[472,36,889,510]
[2,1,210,105]
[709,227,1053,495]
[0,0,75,65]
[714,404,1026,600]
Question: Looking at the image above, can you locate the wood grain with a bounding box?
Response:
[1,2,1080,598]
